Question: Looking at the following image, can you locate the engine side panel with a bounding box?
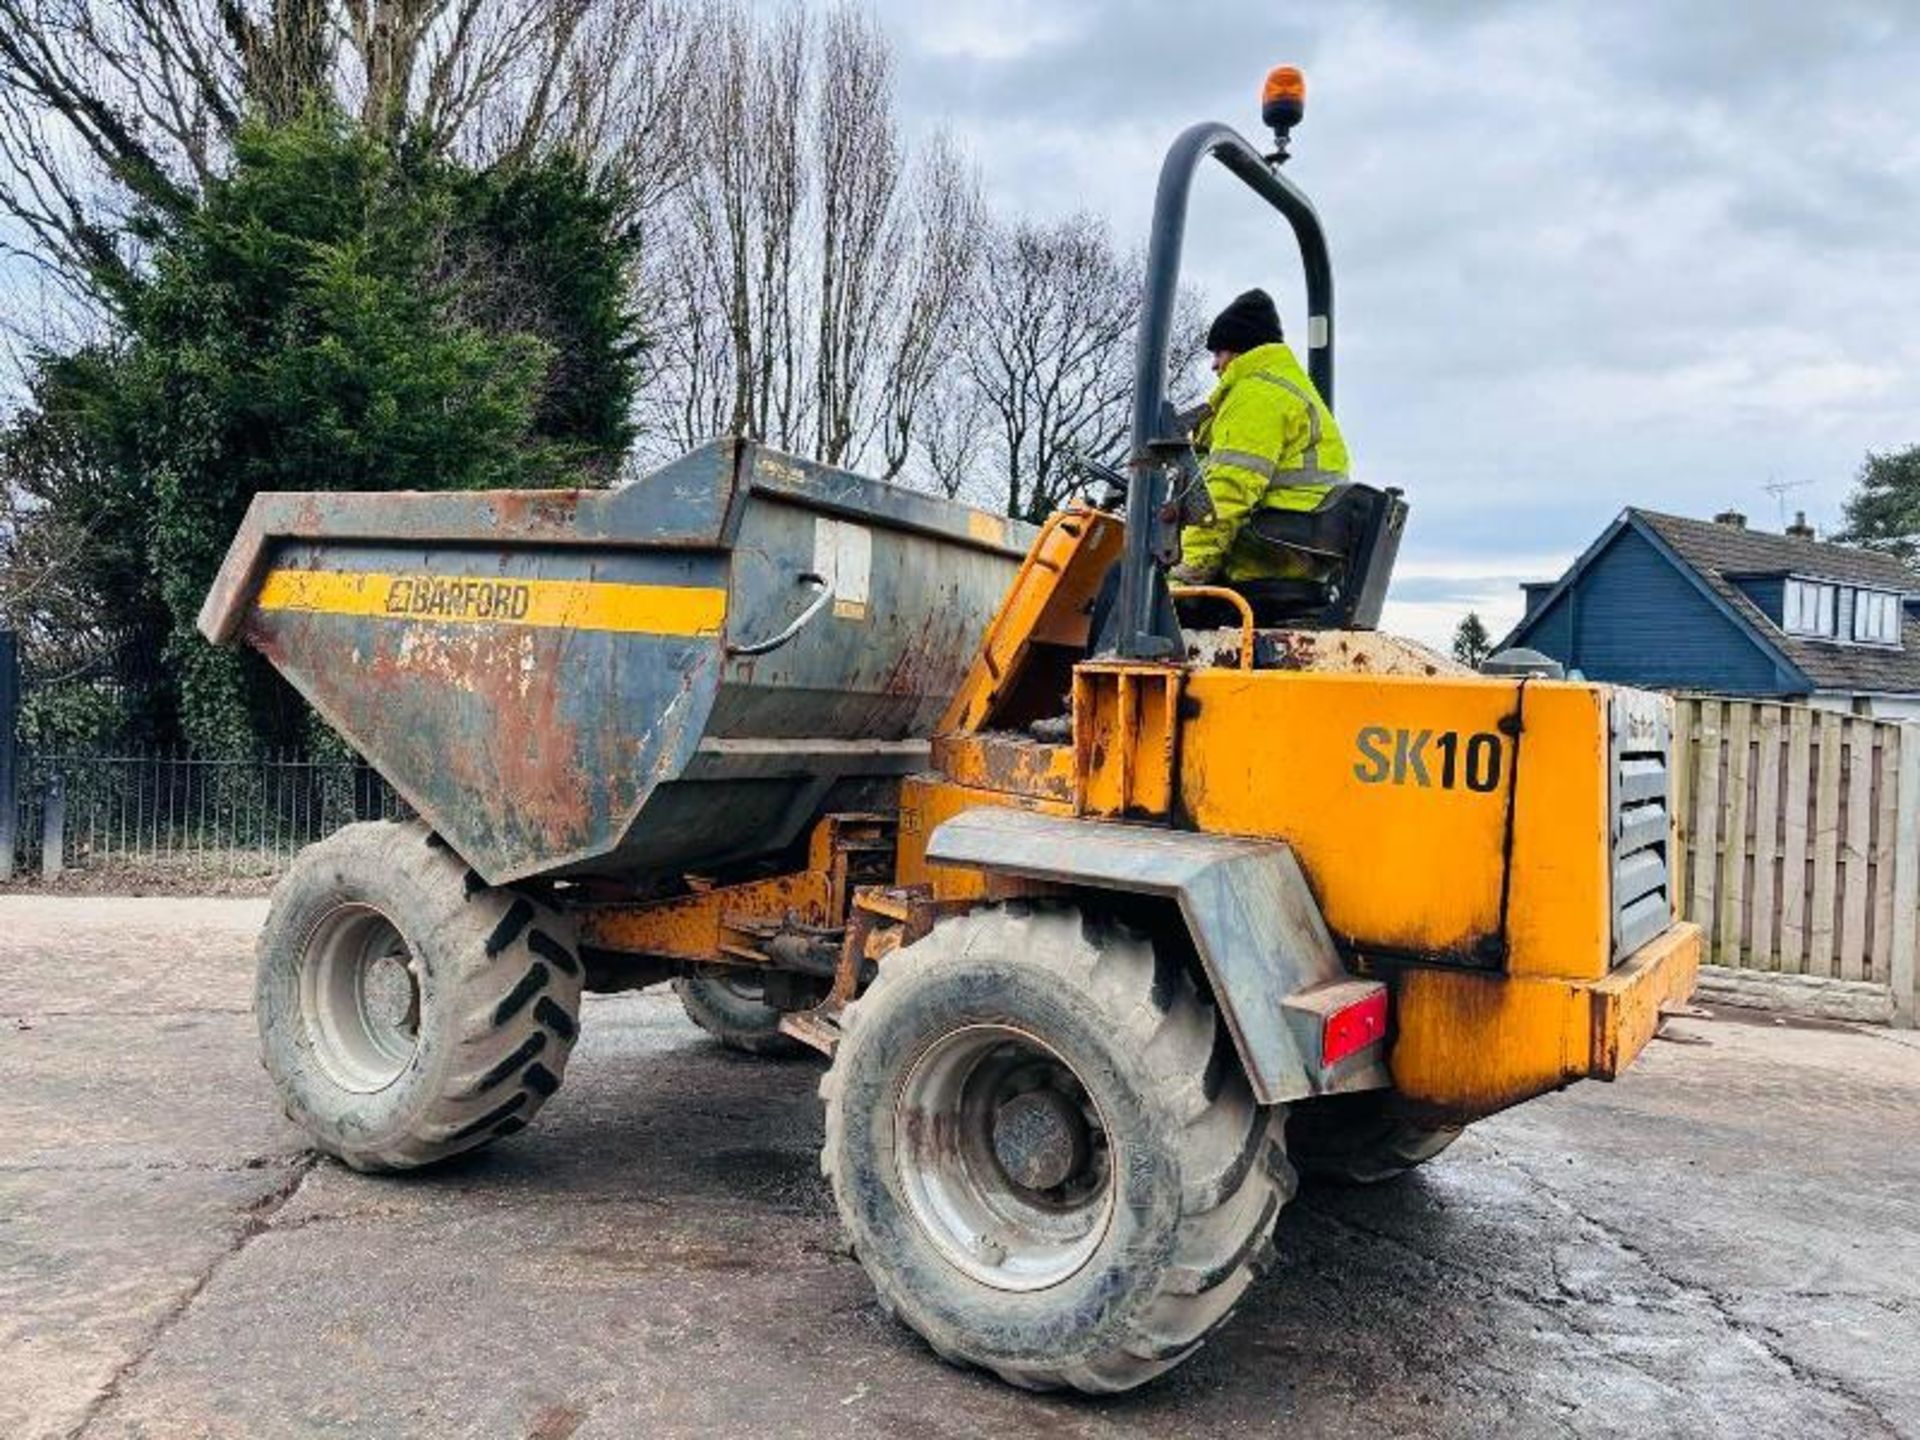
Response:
[1179,670,1613,980]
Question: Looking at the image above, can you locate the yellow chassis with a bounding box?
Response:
[1383,921,1701,1122]
[577,503,1701,1126]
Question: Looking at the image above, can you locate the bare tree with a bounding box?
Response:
[916,378,995,504]
[810,6,901,466]
[0,363,167,716]
[873,132,982,480]
[635,4,983,478]
[545,0,702,218]
[634,228,732,455]
[0,0,702,311]
[930,212,1206,522]
[2,0,1201,522]
[0,1,217,306]
[639,3,804,452]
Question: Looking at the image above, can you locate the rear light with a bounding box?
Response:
[1322,987,1388,1067]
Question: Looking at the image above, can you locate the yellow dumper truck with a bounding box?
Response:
[199,69,1699,1392]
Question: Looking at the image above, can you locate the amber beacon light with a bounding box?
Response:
[1261,64,1306,161]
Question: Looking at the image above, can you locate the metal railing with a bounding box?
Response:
[3,748,409,882]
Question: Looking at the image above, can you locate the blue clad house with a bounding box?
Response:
[1503,508,1920,720]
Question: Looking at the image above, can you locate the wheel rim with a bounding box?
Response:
[716,973,770,1004]
[298,903,421,1093]
[894,1024,1115,1292]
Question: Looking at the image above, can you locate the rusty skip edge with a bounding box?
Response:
[743,448,1037,560]
[198,440,752,645]
[198,439,1036,645]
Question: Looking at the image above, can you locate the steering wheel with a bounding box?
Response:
[1066,452,1130,510]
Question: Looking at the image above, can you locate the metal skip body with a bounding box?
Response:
[198,440,1033,886]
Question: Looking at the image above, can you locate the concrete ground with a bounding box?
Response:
[2,896,1917,1440]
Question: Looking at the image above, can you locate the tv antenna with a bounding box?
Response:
[1763,476,1812,526]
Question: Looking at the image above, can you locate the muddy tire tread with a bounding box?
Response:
[257,820,583,1173]
[820,903,1294,1394]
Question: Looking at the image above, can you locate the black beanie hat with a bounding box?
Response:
[1206,288,1283,354]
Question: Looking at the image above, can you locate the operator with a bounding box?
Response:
[1169,287,1350,585]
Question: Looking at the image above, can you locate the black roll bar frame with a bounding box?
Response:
[1111,122,1335,660]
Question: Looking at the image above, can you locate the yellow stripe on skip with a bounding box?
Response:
[256,569,728,637]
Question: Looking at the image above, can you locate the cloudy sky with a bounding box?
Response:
[3,2,1915,649]
[883,0,1920,645]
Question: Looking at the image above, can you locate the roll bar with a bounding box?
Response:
[1110,122,1335,660]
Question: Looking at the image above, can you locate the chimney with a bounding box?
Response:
[1714,508,1747,530]
[1786,510,1816,540]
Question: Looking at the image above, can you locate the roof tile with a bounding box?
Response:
[1633,510,1920,693]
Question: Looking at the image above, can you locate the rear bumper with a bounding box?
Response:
[1586,920,1702,1079]
[1385,921,1703,1125]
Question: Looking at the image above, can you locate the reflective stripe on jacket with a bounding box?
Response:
[1180,342,1349,579]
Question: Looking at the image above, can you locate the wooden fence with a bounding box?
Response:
[1671,696,1918,1026]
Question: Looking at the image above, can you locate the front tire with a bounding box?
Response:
[821,904,1293,1393]
[257,821,583,1172]
[673,970,806,1057]
[1287,1092,1460,1185]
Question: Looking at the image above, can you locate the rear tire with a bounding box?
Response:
[673,970,806,1057]
[1286,1091,1460,1185]
[822,903,1293,1393]
[257,821,583,1172]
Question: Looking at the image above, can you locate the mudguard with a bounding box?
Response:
[924,808,1389,1104]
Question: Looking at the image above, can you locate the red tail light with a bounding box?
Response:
[1323,988,1389,1067]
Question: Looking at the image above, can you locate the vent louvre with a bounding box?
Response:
[1609,691,1673,965]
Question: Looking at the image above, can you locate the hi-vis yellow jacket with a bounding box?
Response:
[1180,341,1350,580]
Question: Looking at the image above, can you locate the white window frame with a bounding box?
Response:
[1783,578,1839,639]
[1853,589,1900,645]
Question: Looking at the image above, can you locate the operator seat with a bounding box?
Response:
[1184,482,1408,632]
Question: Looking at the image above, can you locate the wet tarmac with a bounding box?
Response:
[3,896,1917,1438]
